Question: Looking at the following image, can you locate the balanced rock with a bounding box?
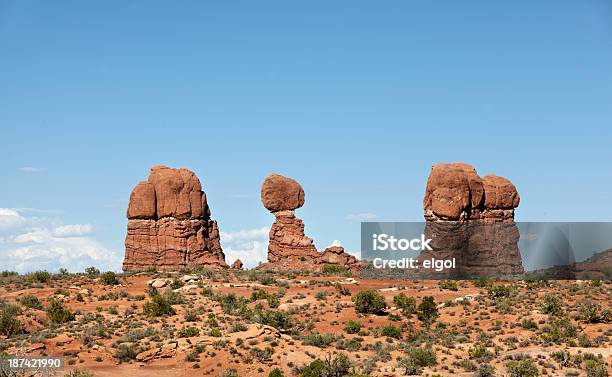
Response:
[420,163,523,277]
[261,173,305,212]
[261,173,360,272]
[123,165,227,271]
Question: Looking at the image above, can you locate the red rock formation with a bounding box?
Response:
[231,259,243,270]
[123,165,226,271]
[420,163,523,277]
[261,173,360,272]
[318,246,361,272]
[424,162,519,222]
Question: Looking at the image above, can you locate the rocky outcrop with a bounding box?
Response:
[318,246,360,270]
[231,259,243,270]
[123,165,226,271]
[420,163,523,277]
[261,174,360,272]
[424,163,519,222]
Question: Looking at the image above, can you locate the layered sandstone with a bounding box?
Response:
[420,163,523,277]
[423,163,520,222]
[123,165,226,271]
[261,174,360,272]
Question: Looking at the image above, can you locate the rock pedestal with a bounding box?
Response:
[261,173,360,272]
[123,165,226,271]
[420,163,523,277]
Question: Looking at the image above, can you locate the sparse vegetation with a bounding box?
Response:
[352,290,387,314]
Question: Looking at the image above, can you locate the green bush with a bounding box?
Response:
[393,293,416,317]
[268,368,284,377]
[344,320,361,334]
[178,326,200,338]
[0,304,22,337]
[487,284,511,299]
[417,296,439,327]
[352,290,387,315]
[300,354,351,377]
[579,300,610,324]
[19,294,42,309]
[584,359,608,377]
[303,333,336,348]
[468,343,492,360]
[46,298,75,323]
[540,294,562,315]
[380,324,402,339]
[143,295,176,317]
[397,347,437,375]
[100,271,119,286]
[115,343,142,362]
[544,317,577,343]
[438,280,458,291]
[506,359,539,377]
[85,267,100,276]
[321,264,347,275]
[27,270,51,283]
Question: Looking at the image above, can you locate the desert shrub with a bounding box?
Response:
[142,295,176,317]
[1,271,18,277]
[251,346,274,362]
[27,270,51,283]
[472,278,492,288]
[506,359,539,377]
[321,264,347,275]
[475,363,496,377]
[268,368,284,377]
[468,343,492,360]
[0,304,22,337]
[303,333,336,348]
[540,294,562,315]
[209,328,221,337]
[178,326,200,338]
[64,369,94,377]
[256,309,293,331]
[115,343,142,362]
[352,290,387,315]
[584,359,608,377]
[170,278,184,290]
[438,280,458,291]
[216,293,250,316]
[487,284,511,299]
[379,324,402,339]
[85,267,100,276]
[19,295,42,309]
[300,353,352,377]
[344,320,361,334]
[219,370,239,377]
[579,300,610,324]
[543,317,577,343]
[46,298,75,323]
[397,347,437,375]
[334,282,350,296]
[100,271,119,285]
[417,296,439,327]
[393,292,416,317]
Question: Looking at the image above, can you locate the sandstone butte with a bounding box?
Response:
[123,165,227,271]
[419,162,524,277]
[261,173,361,272]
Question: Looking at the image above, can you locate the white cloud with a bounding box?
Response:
[346,213,379,222]
[0,208,121,274]
[220,227,269,269]
[328,239,342,248]
[52,224,93,237]
[19,167,45,172]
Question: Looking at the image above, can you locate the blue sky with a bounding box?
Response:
[1,1,611,272]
